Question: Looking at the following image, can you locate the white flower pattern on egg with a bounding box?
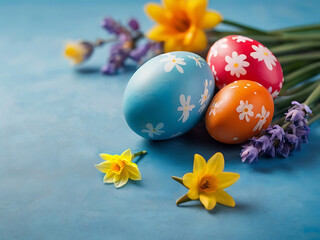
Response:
[160,53,186,73]
[253,106,270,131]
[250,45,277,70]
[141,123,165,138]
[178,94,195,123]
[209,38,228,59]
[209,101,221,116]
[271,90,279,98]
[211,65,219,81]
[232,36,253,43]
[198,79,210,113]
[225,51,249,78]
[188,55,204,68]
[268,86,279,98]
[236,100,254,122]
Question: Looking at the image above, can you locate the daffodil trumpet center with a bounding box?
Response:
[172,10,191,33]
[110,160,125,174]
[199,174,218,193]
[109,151,146,175]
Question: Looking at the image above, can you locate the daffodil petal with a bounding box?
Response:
[64,42,87,64]
[99,153,114,161]
[199,192,216,210]
[113,172,121,183]
[183,25,196,46]
[187,188,199,200]
[144,3,172,25]
[120,149,132,161]
[207,152,224,175]
[186,0,208,26]
[114,171,129,188]
[162,0,182,10]
[184,28,207,52]
[214,189,235,207]
[217,172,240,189]
[95,161,112,173]
[183,172,198,189]
[193,154,207,173]
[200,10,223,29]
[126,163,141,180]
[147,25,179,41]
[103,172,115,183]
[164,38,184,52]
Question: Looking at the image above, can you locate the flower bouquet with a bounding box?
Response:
[65,0,320,210]
[65,0,320,163]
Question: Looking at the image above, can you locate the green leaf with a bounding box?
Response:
[176,194,192,206]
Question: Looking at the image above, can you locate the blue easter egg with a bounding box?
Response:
[123,51,215,140]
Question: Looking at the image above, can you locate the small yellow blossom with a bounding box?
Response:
[64,41,92,65]
[144,0,222,52]
[173,152,240,210]
[95,149,146,188]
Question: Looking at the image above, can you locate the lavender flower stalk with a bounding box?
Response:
[101,17,163,74]
[64,17,163,73]
[241,101,312,163]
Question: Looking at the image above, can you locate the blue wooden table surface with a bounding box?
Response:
[1,0,320,239]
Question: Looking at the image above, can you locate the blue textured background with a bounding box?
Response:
[1,0,320,239]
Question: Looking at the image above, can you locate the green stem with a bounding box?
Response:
[308,104,320,125]
[172,176,185,187]
[273,106,291,120]
[310,103,320,115]
[280,79,320,96]
[282,62,320,90]
[91,37,117,47]
[282,121,291,131]
[309,113,320,125]
[280,61,312,76]
[270,41,320,55]
[272,116,285,126]
[176,194,192,205]
[132,151,147,159]
[275,83,315,109]
[209,33,320,47]
[205,30,245,36]
[304,82,320,105]
[271,24,320,34]
[278,33,320,41]
[222,19,268,35]
[277,52,320,65]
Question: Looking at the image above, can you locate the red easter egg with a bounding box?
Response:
[207,35,283,98]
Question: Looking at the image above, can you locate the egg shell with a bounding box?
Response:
[205,80,274,144]
[207,35,283,98]
[123,51,215,140]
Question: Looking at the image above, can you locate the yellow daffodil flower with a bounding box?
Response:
[173,152,240,210]
[95,149,146,188]
[64,41,93,65]
[144,0,223,52]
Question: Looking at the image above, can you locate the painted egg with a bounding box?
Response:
[207,35,283,98]
[205,80,274,144]
[123,51,215,140]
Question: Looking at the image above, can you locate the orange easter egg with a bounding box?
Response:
[205,80,274,144]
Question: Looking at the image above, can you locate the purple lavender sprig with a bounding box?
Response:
[101,17,163,74]
[241,101,312,163]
